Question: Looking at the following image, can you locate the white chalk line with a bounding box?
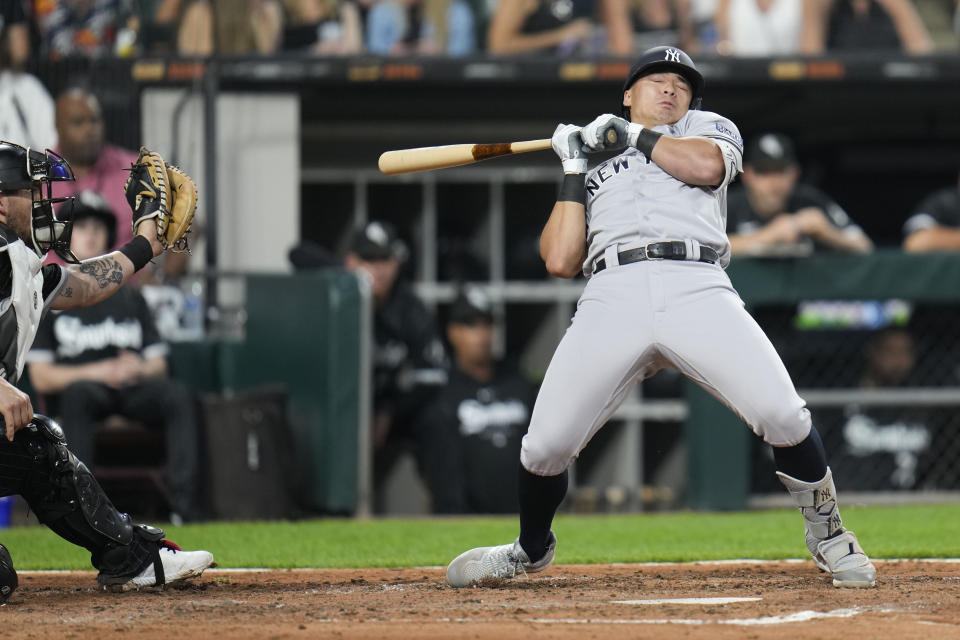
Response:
[612,597,762,605]
[307,607,873,626]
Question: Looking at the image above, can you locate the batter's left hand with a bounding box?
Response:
[581,114,639,153]
[551,123,588,174]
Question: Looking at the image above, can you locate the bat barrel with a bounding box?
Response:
[378,139,552,175]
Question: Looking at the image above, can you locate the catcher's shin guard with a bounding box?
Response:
[11,416,159,580]
[777,467,876,587]
[0,543,16,604]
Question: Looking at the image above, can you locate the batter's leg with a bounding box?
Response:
[655,265,875,587]
[517,283,663,561]
[447,273,660,586]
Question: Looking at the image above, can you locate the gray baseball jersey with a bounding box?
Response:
[520,110,812,478]
[582,109,744,274]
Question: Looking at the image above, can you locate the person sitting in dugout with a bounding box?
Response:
[417,287,537,514]
[26,190,203,523]
[726,132,873,256]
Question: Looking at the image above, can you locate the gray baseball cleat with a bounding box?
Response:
[446,532,556,588]
[777,468,876,588]
[813,530,876,588]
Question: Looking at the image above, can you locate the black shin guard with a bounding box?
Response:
[11,416,163,582]
[518,464,568,563]
[773,426,828,483]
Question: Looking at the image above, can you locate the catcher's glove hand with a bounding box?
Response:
[124,147,197,253]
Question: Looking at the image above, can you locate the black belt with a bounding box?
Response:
[594,241,719,273]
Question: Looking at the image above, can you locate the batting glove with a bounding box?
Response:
[580,114,643,152]
[551,123,588,174]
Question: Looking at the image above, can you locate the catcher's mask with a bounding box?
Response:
[621,46,704,119]
[0,141,78,263]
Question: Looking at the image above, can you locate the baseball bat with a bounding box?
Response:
[378,127,620,175]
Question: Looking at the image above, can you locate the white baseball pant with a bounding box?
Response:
[521,259,812,476]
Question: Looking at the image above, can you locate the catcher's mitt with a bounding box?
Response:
[123,147,197,252]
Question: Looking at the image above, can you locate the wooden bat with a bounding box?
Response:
[378,128,620,176]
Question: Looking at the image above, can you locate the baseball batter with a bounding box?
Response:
[446,46,876,589]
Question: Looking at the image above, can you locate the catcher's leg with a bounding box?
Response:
[4,415,212,590]
[0,542,15,604]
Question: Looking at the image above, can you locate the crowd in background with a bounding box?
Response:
[0,0,956,64]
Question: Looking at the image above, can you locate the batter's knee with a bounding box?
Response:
[750,401,812,446]
[520,432,577,477]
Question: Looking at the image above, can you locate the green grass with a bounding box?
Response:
[2,503,958,570]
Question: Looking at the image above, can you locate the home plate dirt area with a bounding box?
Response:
[3,561,958,639]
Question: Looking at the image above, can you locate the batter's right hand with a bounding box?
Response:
[581,114,639,153]
[551,124,588,174]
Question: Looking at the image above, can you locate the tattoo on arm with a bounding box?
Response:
[78,258,124,289]
[61,286,73,298]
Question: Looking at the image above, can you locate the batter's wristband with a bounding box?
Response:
[558,172,586,205]
[118,235,154,272]
[635,129,663,157]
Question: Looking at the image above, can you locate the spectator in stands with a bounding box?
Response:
[418,288,537,514]
[727,132,873,256]
[26,192,202,523]
[0,0,30,69]
[806,0,933,53]
[0,57,56,151]
[487,0,633,55]
[126,0,187,55]
[32,0,135,58]
[281,0,363,54]
[366,0,476,55]
[629,0,697,52]
[176,0,284,55]
[713,0,821,55]
[0,1,55,148]
[902,169,960,252]
[52,87,137,254]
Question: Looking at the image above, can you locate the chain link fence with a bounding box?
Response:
[750,300,960,496]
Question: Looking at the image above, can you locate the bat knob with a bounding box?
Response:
[604,127,619,145]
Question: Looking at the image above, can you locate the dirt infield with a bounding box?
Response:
[2,561,958,639]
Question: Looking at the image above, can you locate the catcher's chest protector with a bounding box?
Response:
[0,239,46,382]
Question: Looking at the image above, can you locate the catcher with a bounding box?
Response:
[0,141,207,604]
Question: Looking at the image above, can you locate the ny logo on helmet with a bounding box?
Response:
[664,48,681,62]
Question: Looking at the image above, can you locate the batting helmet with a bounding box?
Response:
[621,46,705,118]
[0,141,77,261]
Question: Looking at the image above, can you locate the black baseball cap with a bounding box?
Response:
[70,190,117,248]
[744,133,797,172]
[348,220,408,262]
[449,287,493,325]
